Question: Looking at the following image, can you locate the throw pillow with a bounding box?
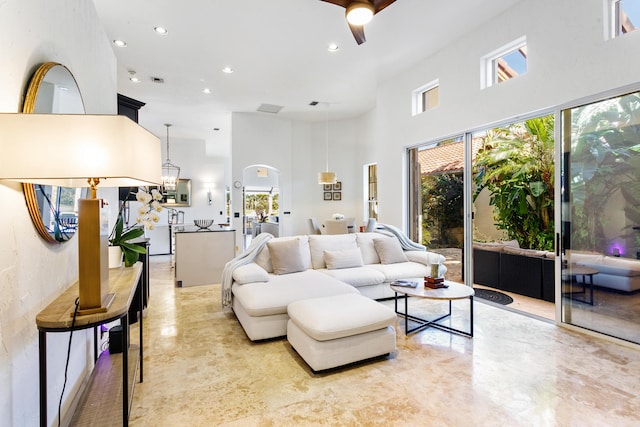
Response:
[267,238,307,275]
[373,238,409,264]
[232,263,270,284]
[324,248,364,270]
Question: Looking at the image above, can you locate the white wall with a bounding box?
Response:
[0,1,116,425]
[372,0,640,228]
[231,111,377,246]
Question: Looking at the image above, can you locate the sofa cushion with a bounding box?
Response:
[232,270,359,317]
[566,251,604,265]
[368,261,431,281]
[309,234,358,269]
[324,248,364,270]
[268,238,307,275]
[255,236,311,273]
[232,263,270,284]
[318,266,386,287]
[287,293,396,341]
[594,256,640,277]
[404,250,446,267]
[373,237,408,264]
[356,233,381,264]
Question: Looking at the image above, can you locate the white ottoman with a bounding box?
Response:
[287,293,396,371]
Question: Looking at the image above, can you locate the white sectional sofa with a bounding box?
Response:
[228,233,446,341]
[567,251,640,292]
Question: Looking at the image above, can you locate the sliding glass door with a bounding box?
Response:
[560,90,640,344]
[408,138,465,283]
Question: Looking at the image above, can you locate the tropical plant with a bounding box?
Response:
[569,92,640,252]
[109,188,163,267]
[421,173,463,247]
[473,115,555,250]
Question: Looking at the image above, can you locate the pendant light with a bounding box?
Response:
[161,123,180,192]
[318,103,337,184]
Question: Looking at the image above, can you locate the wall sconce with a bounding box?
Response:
[0,113,161,314]
[208,189,213,206]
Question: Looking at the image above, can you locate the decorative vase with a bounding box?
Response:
[108,246,123,268]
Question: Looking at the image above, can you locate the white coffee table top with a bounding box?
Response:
[390,280,474,300]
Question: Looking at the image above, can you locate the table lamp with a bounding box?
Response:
[0,113,161,314]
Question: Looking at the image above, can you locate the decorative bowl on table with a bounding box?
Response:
[194,219,214,230]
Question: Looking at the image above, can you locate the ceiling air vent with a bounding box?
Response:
[309,101,319,106]
[257,103,283,114]
[150,76,165,84]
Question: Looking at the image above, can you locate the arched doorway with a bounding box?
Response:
[241,165,280,249]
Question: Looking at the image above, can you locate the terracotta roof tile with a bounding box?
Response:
[418,140,481,175]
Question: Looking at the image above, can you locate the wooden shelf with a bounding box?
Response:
[70,346,139,427]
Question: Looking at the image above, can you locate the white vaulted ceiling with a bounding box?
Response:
[92,0,521,142]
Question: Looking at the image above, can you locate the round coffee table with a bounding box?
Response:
[390,280,474,337]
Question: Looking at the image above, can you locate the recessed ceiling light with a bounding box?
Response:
[328,43,339,52]
[222,67,234,74]
[154,26,168,35]
[113,39,127,47]
[130,76,140,83]
[202,88,212,94]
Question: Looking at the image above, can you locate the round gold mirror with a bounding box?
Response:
[23,62,86,243]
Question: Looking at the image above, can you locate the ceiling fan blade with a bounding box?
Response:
[372,0,397,14]
[349,23,366,45]
[319,0,351,8]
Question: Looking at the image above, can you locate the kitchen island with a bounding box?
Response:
[174,226,236,287]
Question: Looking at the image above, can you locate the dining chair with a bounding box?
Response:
[345,217,356,233]
[365,218,377,232]
[308,218,322,235]
[325,219,348,235]
[260,221,279,237]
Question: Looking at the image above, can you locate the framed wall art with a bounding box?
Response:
[333,181,342,191]
[332,192,342,201]
[323,192,332,201]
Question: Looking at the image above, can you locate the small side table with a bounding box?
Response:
[561,265,598,305]
[391,280,474,337]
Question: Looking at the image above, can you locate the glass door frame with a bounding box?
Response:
[555,81,640,344]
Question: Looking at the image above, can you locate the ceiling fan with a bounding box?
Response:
[320,0,397,45]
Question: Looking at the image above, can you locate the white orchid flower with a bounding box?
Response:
[151,189,163,200]
[136,190,152,204]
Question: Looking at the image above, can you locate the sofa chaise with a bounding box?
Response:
[224,232,447,341]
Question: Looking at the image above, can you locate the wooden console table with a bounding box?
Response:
[36,263,143,427]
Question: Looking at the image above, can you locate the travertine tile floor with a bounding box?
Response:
[129,256,640,426]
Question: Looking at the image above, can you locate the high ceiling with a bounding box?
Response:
[92,0,520,143]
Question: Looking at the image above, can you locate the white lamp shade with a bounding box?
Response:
[0,113,161,187]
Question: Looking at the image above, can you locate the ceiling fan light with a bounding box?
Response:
[346,2,374,26]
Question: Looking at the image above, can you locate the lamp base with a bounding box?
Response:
[73,292,116,317]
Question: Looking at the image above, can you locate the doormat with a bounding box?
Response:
[473,288,514,305]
